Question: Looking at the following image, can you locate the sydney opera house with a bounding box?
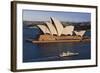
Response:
[32,17,90,43]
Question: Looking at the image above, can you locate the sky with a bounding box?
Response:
[23,10,91,22]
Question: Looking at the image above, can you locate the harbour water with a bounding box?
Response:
[23,24,91,62]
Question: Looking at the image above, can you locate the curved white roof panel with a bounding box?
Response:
[50,17,64,36]
[37,25,51,34]
[62,26,74,35]
[45,22,57,35]
[74,30,86,37]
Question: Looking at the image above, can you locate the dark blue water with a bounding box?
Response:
[23,24,91,62]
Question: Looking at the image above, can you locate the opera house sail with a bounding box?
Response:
[74,30,86,37]
[62,26,74,36]
[45,22,57,35]
[37,25,51,34]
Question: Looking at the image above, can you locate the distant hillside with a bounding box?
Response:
[23,21,91,30]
